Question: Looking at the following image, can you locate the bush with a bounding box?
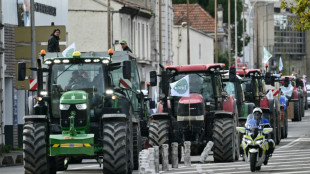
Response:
[1,144,12,153]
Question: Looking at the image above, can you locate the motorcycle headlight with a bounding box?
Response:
[76,103,87,110]
[60,104,70,110]
[255,140,263,145]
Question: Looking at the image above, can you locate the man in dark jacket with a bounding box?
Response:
[48,29,60,52]
[120,40,132,53]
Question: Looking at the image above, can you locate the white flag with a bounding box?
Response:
[279,57,283,72]
[170,75,190,97]
[62,43,76,57]
[262,47,272,64]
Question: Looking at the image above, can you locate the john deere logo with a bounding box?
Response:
[70,111,76,116]
[173,79,188,94]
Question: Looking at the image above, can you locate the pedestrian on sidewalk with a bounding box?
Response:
[120,40,132,53]
[48,28,60,52]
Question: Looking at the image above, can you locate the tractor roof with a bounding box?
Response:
[166,64,225,72]
[236,69,261,76]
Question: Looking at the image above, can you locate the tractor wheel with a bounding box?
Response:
[284,109,288,138]
[269,111,278,145]
[301,97,305,117]
[54,157,68,171]
[149,119,170,147]
[23,122,51,174]
[213,118,235,162]
[133,124,141,170]
[102,121,131,174]
[276,109,281,144]
[292,100,301,121]
[305,96,308,110]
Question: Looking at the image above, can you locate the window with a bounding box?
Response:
[146,25,149,60]
[142,24,145,59]
[138,23,140,57]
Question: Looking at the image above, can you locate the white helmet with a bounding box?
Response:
[253,107,263,115]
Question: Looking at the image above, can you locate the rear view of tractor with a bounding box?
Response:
[280,76,304,122]
[222,67,255,127]
[18,50,144,174]
[236,69,281,145]
[148,64,239,162]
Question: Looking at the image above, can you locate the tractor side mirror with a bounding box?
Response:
[284,77,290,87]
[17,62,26,81]
[161,71,169,96]
[150,100,156,109]
[122,61,131,79]
[265,72,273,85]
[150,71,157,86]
[229,67,236,82]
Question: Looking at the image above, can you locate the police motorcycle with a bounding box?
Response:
[236,112,275,172]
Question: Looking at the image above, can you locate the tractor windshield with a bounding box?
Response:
[172,73,214,101]
[223,82,235,97]
[50,64,105,118]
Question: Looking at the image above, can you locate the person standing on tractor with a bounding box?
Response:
[248,108,275,157]
[120,40,132,53]
[48,28,60,52]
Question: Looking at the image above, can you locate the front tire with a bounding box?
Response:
[250,153,257,172]
[213,118,235,162]
[133,124,141,170]
[23,122,51,174]
[292,100,301,121]
[102,121,131,174]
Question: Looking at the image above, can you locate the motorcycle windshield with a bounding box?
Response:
[245,113,269,128]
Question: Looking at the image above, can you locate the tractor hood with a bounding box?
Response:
[178,94,204,104]
[60,91,88,104]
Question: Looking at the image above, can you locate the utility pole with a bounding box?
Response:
[186,0,190,64]
[30,0,36,78]
[159,0,162,65]
[228,0,231,66]
[107,0,111,49]
[235,0,238,68]
[242,0,245,67]
[215,0,218,63]
[0,0,3,157]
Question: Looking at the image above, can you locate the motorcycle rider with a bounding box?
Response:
[249,108,275,157]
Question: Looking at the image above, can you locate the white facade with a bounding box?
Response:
[173,26,214,65]
[150,0,173,66]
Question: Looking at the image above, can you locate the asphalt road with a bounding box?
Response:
[1,110,310,174]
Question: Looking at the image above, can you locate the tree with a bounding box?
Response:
[218,51,229,69]
[281,0,310,30]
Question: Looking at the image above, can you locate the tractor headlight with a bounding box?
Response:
[93,59,100,63]
[102,59,110,64]
[45,60,52,64]
[54,60,61,64]
[62,59,70,63]
[106,89,114,95]
[60,104,70,110]
[76,103,87,110]
[85,59,91,63]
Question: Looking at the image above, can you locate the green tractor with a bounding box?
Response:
[18,50,144,174]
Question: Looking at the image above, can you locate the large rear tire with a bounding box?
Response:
[133,124,141,170]
[213,118,235,162]
[102,121,131,174]
[276,109,281,145]
[149,120,170,147]
[292,100,301,121]
[250,153,257,172]
[301,96,305,117]
[23,122,51,174]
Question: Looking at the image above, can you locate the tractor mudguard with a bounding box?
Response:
[102,113,127,120]
[268,99,275,113]
[223,96,235,113]
[151,113,169,120]
[214,111,234,119]
[259,96,269,108]
[24,115,47,122]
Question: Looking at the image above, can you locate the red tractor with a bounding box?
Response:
[236,69,281,145]
[148,64,239,162]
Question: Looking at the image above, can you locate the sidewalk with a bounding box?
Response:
[0,151,23,167]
